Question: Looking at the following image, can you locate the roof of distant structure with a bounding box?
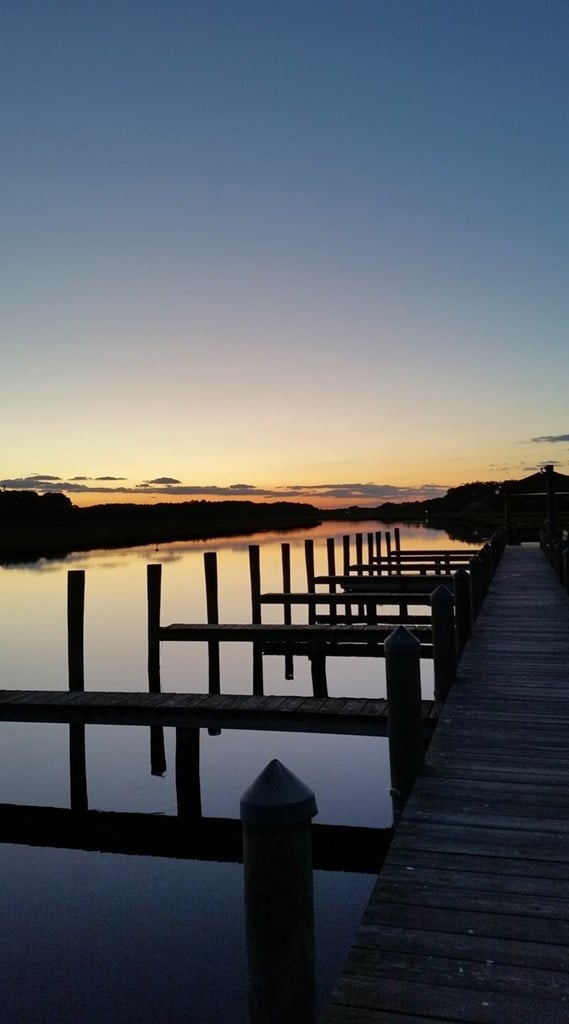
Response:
[506,469,569,494]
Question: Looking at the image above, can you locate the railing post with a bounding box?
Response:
[453,568,471,660]
[241,760,317,1024]
[469,554,484,624]
[384,626,424,818]
[431,585,455,703]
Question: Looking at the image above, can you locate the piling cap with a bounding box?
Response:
[384,625,420,654]
[430,584,453,606]
[240,759,318,826]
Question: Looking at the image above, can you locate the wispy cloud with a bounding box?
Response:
[1,475,449,504]
[530,434,569,444]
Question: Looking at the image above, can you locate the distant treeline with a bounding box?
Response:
[0,490,322,561]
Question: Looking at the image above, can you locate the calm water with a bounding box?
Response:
[0,520,478,1023]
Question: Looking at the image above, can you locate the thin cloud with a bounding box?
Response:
[530,434,569,444]
[95,475,127,481]
[144,477,182,485]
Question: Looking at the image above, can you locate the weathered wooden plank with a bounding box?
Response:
[325,546,569,1023]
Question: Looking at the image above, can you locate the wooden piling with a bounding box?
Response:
[469,554,484,623]
[453,567,471,659]
[204,552,220,695]
[241,760,317,1024]
[249,545,264,695]
[384,626,424,818]
[67,570,85,692]
[430,585,456,703]
[326,538,337,624]
[147,564,162,692]
[282,543,294,680]
[304,540,316,625]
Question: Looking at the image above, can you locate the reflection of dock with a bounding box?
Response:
[0,690,439,736]
[0,802,389,873]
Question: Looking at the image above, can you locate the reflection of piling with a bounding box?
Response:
[147,564,162,692]
[175,727,202,818]
[249,546,264,695]
[150,727,167,776]
[69,724,88,813]
[241,760,317,1024]
[67,570,85,691]
[385,626,424,819]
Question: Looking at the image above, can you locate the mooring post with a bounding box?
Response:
[375,531,382,573]
[204,552,220,696]
[249,545,264,695]
[544,463,557,559]
[453,567,471,659]
[67,570,85,691]
[147,564,162,692]
[385,530,392,574]
[310,641,328,698]
[304,539,316,625]
[342,535,350,575]
[327,537,337,624]
[481,543,493,591]
[385,626,424,818]
[281,543,294,680]
[469,554,484,624]
[241,759,317,1024]
[431,585,456,703]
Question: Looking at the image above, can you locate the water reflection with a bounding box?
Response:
[0,522,476,1022]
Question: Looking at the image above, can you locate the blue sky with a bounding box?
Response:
[2,1,567,505]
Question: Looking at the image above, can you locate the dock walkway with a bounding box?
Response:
[323,545,569,1023]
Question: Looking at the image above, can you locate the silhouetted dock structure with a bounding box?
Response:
[322,543,569,1024]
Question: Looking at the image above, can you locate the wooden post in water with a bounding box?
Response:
[469,554,484,624]
[342,535,352,622]
[375,531,382,574]
[310,641,328,698]
[327,537,337,624]
[68,570,85,691]
[431,585,456,703]
[281,543,294,680]
[385,626,424,818]
[304,540,316,625]
[385,531,392,575]
[147,564,162,692]
[241,759,317,1024]
[355,533,363,574]
[249,545,264,695]
[367,533,374,570]
[204,552,220,695]
[67,571,87,811]
[453,568,471,660]
[342,535,350,575]
[146,564,166,770]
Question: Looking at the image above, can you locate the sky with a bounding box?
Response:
[2,0,567,508]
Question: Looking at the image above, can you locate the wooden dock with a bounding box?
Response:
[322,544,569,1024]
[0,690,439,737]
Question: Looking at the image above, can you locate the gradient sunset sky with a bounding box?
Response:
[2,1,567,507]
